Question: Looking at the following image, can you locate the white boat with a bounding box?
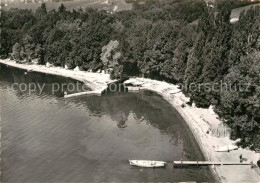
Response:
[169,89,181,94]
[129,160,166,168]
[133,81,145,86]
[215,145,238,152]
[124,79,137,84]
[124,79,145,86]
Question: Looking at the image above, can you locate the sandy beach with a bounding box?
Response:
[0,59,259,182]
[0,59,114,92]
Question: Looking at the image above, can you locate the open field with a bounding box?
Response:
[230,2,260,19]
[2,0,132,12]
[2,0,259,16]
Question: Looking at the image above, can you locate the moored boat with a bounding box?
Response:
[129,160,166,168]
[215,145,238,152]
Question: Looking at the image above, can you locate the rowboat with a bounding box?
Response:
[169,89,181,94]
[124,79,137,85]
[129,160,166,168]
[215,145,238,152]
[133,81,145,86]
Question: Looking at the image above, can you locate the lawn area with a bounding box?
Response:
[2,0,132,12]
[231,2,260,19]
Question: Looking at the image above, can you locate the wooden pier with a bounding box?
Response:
[64,86,107,98]
[64,90,101,98]
[127,86,141,92]
[173,161,251,166]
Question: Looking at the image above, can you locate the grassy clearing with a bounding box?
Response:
[2,0,132,12]
[230,3,260,19]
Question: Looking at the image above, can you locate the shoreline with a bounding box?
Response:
[1,59,259,182]
[0,59,115,93]
[134,78,260,182]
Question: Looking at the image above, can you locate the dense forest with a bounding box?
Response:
[0,0,259,149]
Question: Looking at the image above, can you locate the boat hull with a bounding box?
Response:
[215,145,238,152]
[129,160,166,168]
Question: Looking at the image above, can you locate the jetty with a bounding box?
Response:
[64,79,124,98]
[173,161,252,166]
[64,87,108,98]
[64,90,104,98]
[127,86,141,92]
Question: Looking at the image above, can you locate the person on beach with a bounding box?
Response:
[239,154,243,163]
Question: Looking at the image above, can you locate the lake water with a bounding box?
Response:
[0,64,215,182]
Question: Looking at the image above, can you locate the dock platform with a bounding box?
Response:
[173,161,251,166]
[64,90,102,98]
[127,86,141,92]
[64,86,108,98]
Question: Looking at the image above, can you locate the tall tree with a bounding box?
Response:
[11,42,22,61]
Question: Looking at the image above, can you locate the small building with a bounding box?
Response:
[31,59,39,65]
[46,62,53,68]
[208,105,216,115]
[230,18,239,24]
[74,66,83,71]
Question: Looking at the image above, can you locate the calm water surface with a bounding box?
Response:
[0,64,215,182]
